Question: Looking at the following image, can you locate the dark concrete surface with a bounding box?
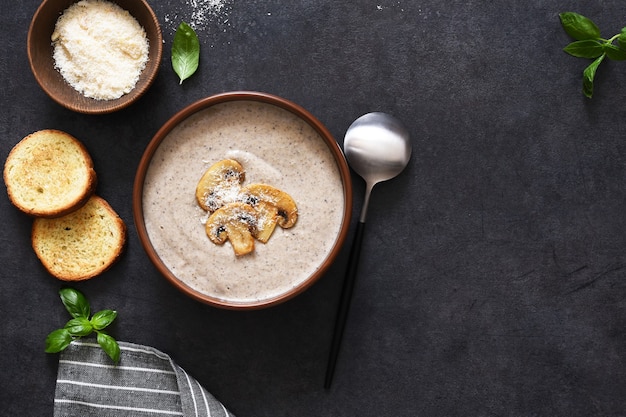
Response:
[2,1,626,416]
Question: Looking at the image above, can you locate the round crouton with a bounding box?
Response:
[32,195,126,281]
[3,129,97,217]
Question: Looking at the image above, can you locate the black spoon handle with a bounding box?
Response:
[324,220,366,389]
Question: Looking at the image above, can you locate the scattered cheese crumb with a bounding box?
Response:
[164,0,231,34]
[51,0,149,100]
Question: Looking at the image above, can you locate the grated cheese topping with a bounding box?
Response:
[51,0,149,100]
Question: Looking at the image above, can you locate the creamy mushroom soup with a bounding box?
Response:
[142,101,346,304]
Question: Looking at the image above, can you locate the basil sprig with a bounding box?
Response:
[172,21,200,84]
[560,12,626,98]
[45,288,120,363]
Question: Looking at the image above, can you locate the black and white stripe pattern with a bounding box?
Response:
[54,340,234,417]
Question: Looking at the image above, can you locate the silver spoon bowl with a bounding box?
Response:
[344,112,412,221]
[325,112,412,388]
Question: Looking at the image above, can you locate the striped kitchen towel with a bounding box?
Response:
[53,339,235,417]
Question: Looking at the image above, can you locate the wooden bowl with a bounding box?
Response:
[27,0,162,114]
[133,92,353,309]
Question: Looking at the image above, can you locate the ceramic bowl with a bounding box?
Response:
[27,0,162,114]
[133,91,353,309]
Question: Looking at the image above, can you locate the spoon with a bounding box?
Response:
[324,112,412,388]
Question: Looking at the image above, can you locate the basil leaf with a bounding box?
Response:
[172,22,200,85]
[91,310,117,330]
[46,287,121,362]
[559,12,601,40]
[64,317,93,336]
[45,328,73,353]
[583,54,605,98]
[59,288,90,319]
[603,43,626,61]
[618,28,626,50]
[97,332,121,364]
[563,40,603,58]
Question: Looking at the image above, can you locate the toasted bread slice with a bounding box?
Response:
[32,195,126,281]
[3,129,97,218]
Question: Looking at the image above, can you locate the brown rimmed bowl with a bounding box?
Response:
[27,0,162,114]
[133,91,353,310]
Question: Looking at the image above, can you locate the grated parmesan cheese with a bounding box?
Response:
[51,0,149,100]
[163,0,231,34]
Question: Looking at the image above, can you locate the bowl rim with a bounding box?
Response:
[27,0,163,114]
[132,91,353,310]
